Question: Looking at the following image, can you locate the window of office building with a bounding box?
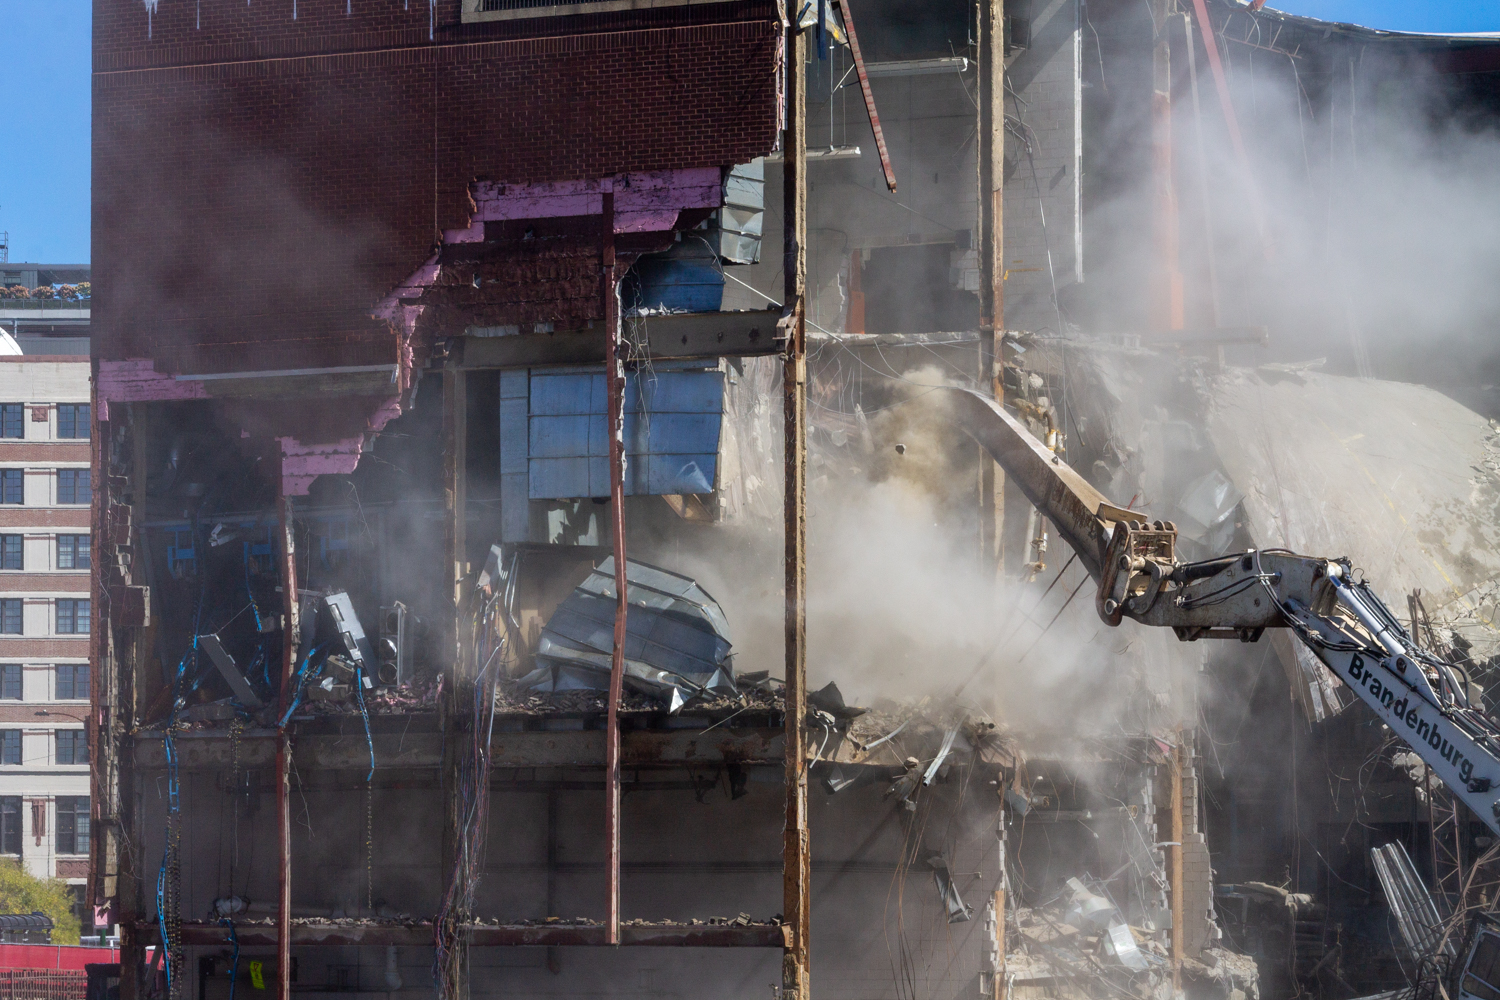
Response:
[0,665,18,700]
[0,600,20,635]
[56,664,88,701]
[57,405,89,440]
[0,798,18,855]
[0,405,21,440]
[1,470,21,505]
[56,730,86,766]
[56,599,89,635]
[0,535,19,570]
[57,470,90,505]
[57,797,89,855]
[0,731,20,766]
[57,535,88,570]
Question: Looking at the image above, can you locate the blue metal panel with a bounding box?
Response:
[627,240,726,314]
[499,370,531,543]
[638,413,723,455]
[632,259,724,313]
[530,372,603,415]
[528,456,599,500]
[529,414,595,458]
[632,372,725,412]
[525,367,723,499]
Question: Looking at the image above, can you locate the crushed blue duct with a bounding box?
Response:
[519,558,735,711]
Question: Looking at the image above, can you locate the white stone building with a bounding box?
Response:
[0,351,93,927]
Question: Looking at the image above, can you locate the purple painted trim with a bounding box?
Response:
[278,435,366,495]
[100,169,726,496]
[470,168,721,225]
[97,359,211,403]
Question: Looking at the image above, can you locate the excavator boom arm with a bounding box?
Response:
[947,386,1500,836]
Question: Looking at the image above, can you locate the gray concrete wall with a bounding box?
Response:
[146,764,1002,1000]
[1002,0,1083,335]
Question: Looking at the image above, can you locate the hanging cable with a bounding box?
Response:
[220,918,240,1000]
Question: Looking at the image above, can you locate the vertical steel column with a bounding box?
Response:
[117,406,146,1000]
[275,478,299,1000]
[602,189,629,947]
[993,800,1008,1000]
[1170,735,1185,992]
[440,369,469,998]
[782,19,811,1000]
[1151,0,1184,331]
[88,384,106,933]
[977,0,1005,575]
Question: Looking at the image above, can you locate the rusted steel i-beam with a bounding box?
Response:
[782,20,812,1000]
[977,0,1005,575]
[275,480,299,1000]
[117,406,146,1000]
[440,369,469,996]
[602,189,629,947]
[830,0,895,193]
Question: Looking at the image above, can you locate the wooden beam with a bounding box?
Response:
[782,18,811,1000]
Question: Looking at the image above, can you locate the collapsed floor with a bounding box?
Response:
[100,335,1500,999]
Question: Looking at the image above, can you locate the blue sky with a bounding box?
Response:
[0,1,1497,267]
[0,3,91,265]
[1276,1,1500,32]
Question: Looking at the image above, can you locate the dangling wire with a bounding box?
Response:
[354,663,376,913]
[158,519,208,1000]
[220,918,240,1000]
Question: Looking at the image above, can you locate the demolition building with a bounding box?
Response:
[88,1,1500,999]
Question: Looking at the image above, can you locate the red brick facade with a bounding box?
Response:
[93,0,782,374]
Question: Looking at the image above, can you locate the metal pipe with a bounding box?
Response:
[830,0,894,193]
[602,189,628,947]
[1170,733,1185,993]
[1151,0,1184,331]
[782,19,812,1000]
[275,486,298,1000]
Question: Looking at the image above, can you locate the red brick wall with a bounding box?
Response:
[94,0,781,373]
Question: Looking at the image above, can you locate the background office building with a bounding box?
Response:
[0,263,92,928]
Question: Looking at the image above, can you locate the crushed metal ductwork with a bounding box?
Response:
[518,557,735,712]
[1371,841,1456,963]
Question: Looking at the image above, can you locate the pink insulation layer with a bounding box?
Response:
[277,435,368,496]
